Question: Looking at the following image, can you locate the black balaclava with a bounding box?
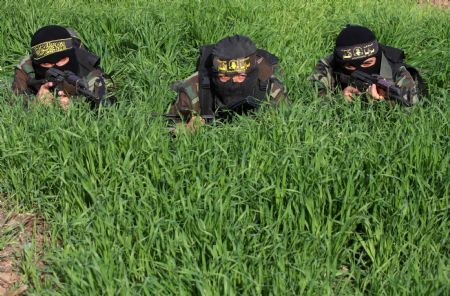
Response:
[31,25,80,79]
[211,35,259,109]
[334,25,382,76]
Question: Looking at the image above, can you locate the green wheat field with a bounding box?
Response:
[0,0,449,294]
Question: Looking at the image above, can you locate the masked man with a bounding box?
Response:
[12,25,115,108]
[310,25,426,105]
[167,35,287,127]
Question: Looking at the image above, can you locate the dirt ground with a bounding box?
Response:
[418,0,449,8]
[0,205,49,296]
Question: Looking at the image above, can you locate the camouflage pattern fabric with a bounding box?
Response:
[168,55,287,120]
[309,55,337,96]
[393,65,419,105]
[11,55,115,106]
[309,54,420,105]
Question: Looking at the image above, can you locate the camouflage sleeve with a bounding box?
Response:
[85,68,116,105]
[11,68,35,107]
[11,68,31,95]
[309,55,336,96]
[11,56,36,95]
[167,91,196,121]
[167,72,201,121]
[393,66,420,105]
[268,64,288,104]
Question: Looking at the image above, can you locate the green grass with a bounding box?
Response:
[0,0,449,294]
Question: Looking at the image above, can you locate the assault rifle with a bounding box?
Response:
[28,68,102,105]
[338,70,413,106]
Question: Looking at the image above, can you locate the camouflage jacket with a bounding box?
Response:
[11,55,115,106]
[168,54,287,120]
[309,51,422,105]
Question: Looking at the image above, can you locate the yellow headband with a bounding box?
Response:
[335,41,379,61]
[32,38,73,60]
[216,57,251,73]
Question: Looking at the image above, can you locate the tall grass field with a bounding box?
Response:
[0,0,449,294]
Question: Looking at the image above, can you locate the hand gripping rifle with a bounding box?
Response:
[338,70,413,106]
[151,113,216,133]
[152,113,215,124]
[28,68,102,105]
